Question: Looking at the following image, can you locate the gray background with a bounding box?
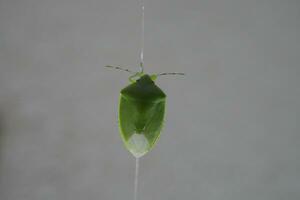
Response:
[0,0,299,199]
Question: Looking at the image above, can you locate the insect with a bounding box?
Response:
[106,65,184,157]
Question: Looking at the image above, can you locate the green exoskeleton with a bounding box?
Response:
[106,65,184,157]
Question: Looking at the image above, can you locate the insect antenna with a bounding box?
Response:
[157,72,185,76]
[105,65,135,74]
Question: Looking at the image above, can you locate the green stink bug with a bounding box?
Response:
[106,65,184,157]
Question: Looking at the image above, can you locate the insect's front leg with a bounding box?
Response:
[129,72,143,83]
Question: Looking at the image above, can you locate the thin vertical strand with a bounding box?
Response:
[134,2,143,199]
[134,157,140,200]
[137,0,145,72]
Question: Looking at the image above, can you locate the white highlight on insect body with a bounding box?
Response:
[127,133,149,158]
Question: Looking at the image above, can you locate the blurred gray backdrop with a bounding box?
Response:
[0,0,299,200]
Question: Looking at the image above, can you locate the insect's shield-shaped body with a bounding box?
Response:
[119,74,166,157]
